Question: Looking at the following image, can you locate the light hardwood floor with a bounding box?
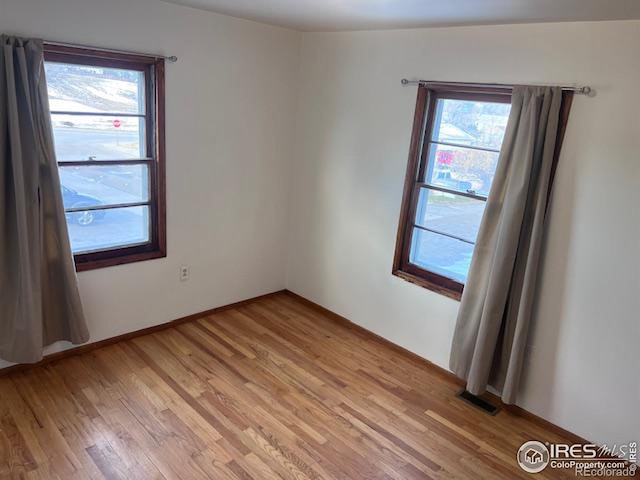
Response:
[0,292,611,479]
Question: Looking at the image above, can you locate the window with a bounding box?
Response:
[393,85,512,299]
[44,45,166,271]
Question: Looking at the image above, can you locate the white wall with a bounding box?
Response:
[286,21,640,446]
[0,0,300,362]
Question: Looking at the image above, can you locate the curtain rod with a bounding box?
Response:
[43,40,177,63]
[400,79,592,95]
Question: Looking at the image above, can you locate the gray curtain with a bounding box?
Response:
[0,35,89,363]
[449,86,565,404]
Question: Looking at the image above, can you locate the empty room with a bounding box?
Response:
[0,0,638,478]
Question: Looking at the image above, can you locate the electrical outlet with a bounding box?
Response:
[180,265,190,281]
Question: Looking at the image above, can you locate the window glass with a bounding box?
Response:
[424,143,500,196]
[411,96,510,283]
[431,98,510,150]
[51,114,145,161]
[67,205,150,254]
[409,228,474,284]
[59,164,149,209]
[414,188,485,244]
[45,62,145,114]
[44,52,162,266]
[396,90,512,289]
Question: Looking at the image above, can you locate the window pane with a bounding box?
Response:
[60,164,149,209]
[66,205,150,254]
[52,114,145,161]
[45,62,145,114]
[425,143,500,196]
[431,98,511,150]
[409,228,474,283]
[414,188,485,244]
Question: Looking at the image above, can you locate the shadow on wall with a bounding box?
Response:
[518,132,579,411]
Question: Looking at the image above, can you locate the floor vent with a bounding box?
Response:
[456,389,500,416]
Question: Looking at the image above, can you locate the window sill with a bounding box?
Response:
[74,248,166,272]
[392,269,462,301]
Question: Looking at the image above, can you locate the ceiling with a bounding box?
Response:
[160,0,640,31]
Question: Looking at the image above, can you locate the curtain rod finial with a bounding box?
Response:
[401,78,409,85]
[580,85,592,96]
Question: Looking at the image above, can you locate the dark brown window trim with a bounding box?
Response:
[393,84,573,301]
[43,44,166,272]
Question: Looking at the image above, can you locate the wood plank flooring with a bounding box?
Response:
[0,292,611,479]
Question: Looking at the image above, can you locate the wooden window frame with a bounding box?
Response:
[44,44,166,272]
[393,84,572,301]
[392,84,511,300]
